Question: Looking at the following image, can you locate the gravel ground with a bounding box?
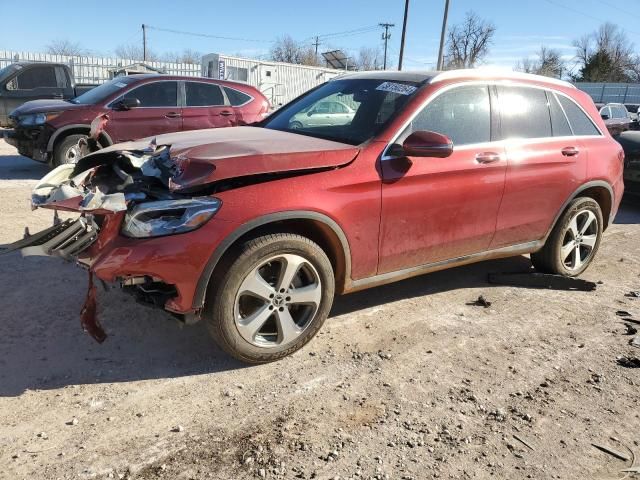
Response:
[0,140,639,480]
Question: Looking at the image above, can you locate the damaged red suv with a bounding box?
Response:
[1,70,624,363]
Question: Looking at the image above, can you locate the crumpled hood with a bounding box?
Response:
[10,99,86,117]
[88,126,360,190]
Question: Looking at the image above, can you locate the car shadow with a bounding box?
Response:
[0,148,49,180]
[1,248,587,397]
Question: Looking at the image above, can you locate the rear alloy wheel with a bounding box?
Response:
[205,234,335,363]
[289,121,303,130]
[53,134,87,167]
[531,197,603,276]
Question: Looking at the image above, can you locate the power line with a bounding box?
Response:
[145,24,272,43]
[541,0,640,37]
[313,25,380,40]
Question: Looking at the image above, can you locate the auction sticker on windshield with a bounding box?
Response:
[376,82,417,95]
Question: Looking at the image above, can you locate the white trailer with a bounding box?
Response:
[201,53,343,108]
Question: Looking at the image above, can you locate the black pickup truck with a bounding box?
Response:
[0,62,96,127]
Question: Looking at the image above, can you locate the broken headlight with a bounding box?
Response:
[121,197,221,238]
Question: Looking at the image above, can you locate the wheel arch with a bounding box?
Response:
[47,124,113,153]
[193,211,352,310]
[544,180,614,242]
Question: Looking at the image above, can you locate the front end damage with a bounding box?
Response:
[0,141,221,342]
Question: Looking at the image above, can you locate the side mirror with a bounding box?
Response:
[113,97,140,111]
[601,113,610,120]
[402,130,453,158]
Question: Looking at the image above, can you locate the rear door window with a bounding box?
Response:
[124,81,178,107]
[548,92,572,137]
[185,82,225,106]
[408,85,491,146]
[15,66,57,89]
[558,95,601,136]
[497,86,551,139]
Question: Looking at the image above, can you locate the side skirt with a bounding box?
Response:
[345,240,542,293]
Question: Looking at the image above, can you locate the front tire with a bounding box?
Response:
[53,134,86,167]
[204,234,335,363]
[531,197,603,276]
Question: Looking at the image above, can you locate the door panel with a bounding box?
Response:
[379,145,507,273]
[491,138,585,247]
[182,81,236,130]
[106,81,182,142]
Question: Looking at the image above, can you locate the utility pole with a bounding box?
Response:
[379,23,394,70]
[313,36,320,63]
[436,0,450,70]
[142,24,147,61]
[398,0,410,70]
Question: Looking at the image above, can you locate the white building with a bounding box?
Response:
[201,53,343,108]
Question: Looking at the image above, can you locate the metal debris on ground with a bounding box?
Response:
[624,324,638,335]
[616,356,640,369]
[487,272,597,291]
[591,443,631,461]
[625,291,640,298]
[467,295,492,308]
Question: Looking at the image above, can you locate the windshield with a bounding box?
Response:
[262,78,421,145]
[70,76,138,104]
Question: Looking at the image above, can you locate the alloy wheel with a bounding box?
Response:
[560,209,599,271]
[234,254,322,348]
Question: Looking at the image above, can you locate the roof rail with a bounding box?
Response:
[430,69,576,89]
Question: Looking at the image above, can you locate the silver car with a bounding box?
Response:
[289,100,355,129]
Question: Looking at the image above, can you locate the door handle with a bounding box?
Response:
[475,152,501,164]
[561,146,580,157]
[219,110,233,116]
[164,112,181,118]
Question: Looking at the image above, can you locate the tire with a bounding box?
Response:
[204,233,335,364]
[531,197,603,277]
[289,121,303,130]
[52,134,86,167]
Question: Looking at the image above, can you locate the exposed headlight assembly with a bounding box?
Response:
[122,197,221,238]
[19,112,61,126]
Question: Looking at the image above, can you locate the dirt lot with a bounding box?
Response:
[0,140,639,480]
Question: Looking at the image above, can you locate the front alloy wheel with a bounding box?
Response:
[235,254,322,348]
[205,234,335,363]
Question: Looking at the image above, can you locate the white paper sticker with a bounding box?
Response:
[115,82,127,88]
[376,81,417,95]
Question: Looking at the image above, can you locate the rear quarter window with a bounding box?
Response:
[558,95,600,136]
[223,87,253,106]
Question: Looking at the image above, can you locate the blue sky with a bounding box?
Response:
[3,0,640,73]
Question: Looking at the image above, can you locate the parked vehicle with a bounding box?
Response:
[599,103,632,135]
[4,74,270,166]
[289,99,355,129]
[0,62,96,127]
[1,70,624,363]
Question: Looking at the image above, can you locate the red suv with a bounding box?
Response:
[4,74,269,166]
[2,70,624,363]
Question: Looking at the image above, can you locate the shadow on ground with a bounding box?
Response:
[0,149,48,180]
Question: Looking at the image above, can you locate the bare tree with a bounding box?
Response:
[516,46,565,78]
[270,35,319,66]
[45,39,88,56]
[573,23,636,81]
[163,49,202,64]
[444,12,495,69]
[114,43,159,62]
[354,47,380,70]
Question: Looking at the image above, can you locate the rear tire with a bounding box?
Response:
[531,197,603,276]
[52,134,86,167]
[204,233,335,364]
